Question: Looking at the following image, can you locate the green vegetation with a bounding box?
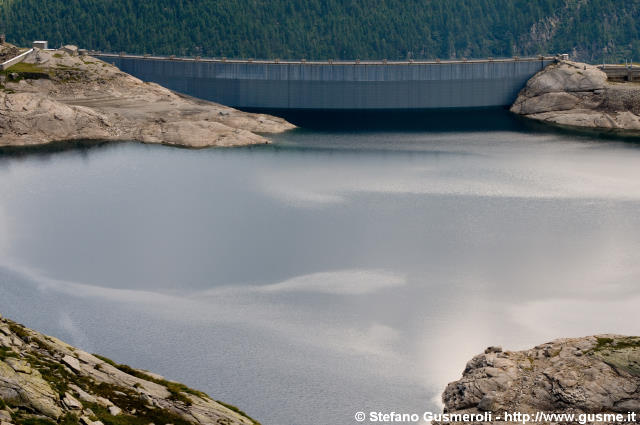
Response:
[8,322,32,342]
[83,381,194,425]
[4,62,44,73]
[59,413,81,425]
[0,346,18,360]
[593,336,640,352]
[90,353,260,423]
[92,354,206,405]
[216,400,262,425]
[1,0,640,62]
[84,401,192,425]
[611,337,640,349]
[1,62,49,81]
[595,337,615,350]
[24,352,74,396]
[19,418,58,425]
[0,320,256,425]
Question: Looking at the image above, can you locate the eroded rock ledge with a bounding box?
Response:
[0,45,294,149]
[0,313,259,425]
[511,60,640,132]
[440,335,640,424]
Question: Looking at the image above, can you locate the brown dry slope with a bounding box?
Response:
[0,46,294,148]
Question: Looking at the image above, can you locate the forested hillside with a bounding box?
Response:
[1,0,639,62]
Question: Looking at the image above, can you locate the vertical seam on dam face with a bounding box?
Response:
[98,56,555,110]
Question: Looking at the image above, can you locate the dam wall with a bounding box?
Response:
[599,65,640,82]
[97,54,556,110]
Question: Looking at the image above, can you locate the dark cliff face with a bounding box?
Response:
[439,336,640,424]
[0,313,260,425]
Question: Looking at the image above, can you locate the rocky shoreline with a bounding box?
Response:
[0,45,294,149]
[3,312,640,425]
[511,60,640,133]
[0,313,258,425]
[440,335,640,424]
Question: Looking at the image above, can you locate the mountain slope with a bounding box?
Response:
[1,0,639,62]
[0,313,260,425]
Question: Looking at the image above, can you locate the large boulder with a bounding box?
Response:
[0,359,62,419]
[440,335,640,423]
[524,62,606,97]
[511,91,580,115]
[511,60,640,132]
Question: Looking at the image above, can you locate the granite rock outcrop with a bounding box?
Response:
[0,313,258,425]
[440,335,640,424]
[511,60,640,132]
[0,45,294,149]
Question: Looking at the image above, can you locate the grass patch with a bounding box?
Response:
[5,62,45,73]
[89,353,259,424]
[595,337,614,349]
[92,354,206,405]
[19,418,57,425]
[523,356,535,371]
[0,346,18,360]
[93,354,118,367]
[53,53,63,58]
[24,352,73,396]
[84,401,192,425]
[610,337,640,350]
[592,337,640,352]
[216,400,261,425]
[59,413,81,425]
[1,62,49,81]
[8,322,32,342]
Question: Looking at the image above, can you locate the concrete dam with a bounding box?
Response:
[96,54,556,110]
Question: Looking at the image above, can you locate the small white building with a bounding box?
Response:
[33,40,48,49]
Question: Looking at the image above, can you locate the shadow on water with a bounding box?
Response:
[515,115,640,145]
[0,140,123,163]
[244,107,527,132]
[3,109,640,162]
[247,106,640,144]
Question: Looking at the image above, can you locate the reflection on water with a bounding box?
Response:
[1,114,640,425]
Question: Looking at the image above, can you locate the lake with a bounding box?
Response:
[1,110,640,425]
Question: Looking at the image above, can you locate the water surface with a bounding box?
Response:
[1,114,640,424]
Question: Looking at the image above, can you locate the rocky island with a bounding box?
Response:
[440,335,640,424]
[511,60,640,133]
[0,314,258,425]
[0,44,294,149]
